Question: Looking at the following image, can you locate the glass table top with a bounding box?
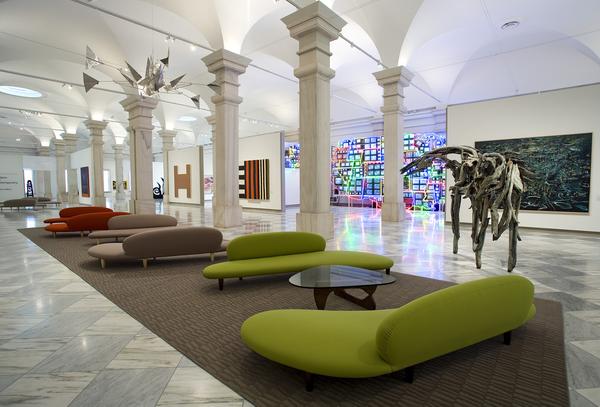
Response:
[289,265,396,289]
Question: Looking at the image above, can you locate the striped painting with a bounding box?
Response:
[239,159,270,200]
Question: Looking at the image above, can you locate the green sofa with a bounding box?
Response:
[241,275,536,391]
[203,232,393,290]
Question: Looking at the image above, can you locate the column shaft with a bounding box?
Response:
[282,2,346,239]
[113,144,125,200]
[85,120,108,207]
[373,66,414,222]
[54,140,67,202]
[158,130,177,203]
[63,133,79,204]
[120,96,158,214]
[202,49,251,228]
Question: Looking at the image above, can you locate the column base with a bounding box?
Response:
[58,192,68,203]
[213,205,243,228]
[130,199,156,214]
[381,202,406,222]
[296,211,334,240]
[92,197,106,207]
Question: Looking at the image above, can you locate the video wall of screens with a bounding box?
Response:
[403,132,447,211]
[331,137,384,206]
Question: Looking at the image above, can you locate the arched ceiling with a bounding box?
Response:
[0,0,599,153]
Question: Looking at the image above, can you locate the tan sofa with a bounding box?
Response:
[1,198,38,210]
[88,214,178,244]
[87,227,227,268]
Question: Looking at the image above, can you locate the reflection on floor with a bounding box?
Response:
[0,203,599,406]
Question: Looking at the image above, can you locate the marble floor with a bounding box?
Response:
[0,203,599,406]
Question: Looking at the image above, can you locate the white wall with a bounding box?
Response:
[167,146,204,205]
[22,155,57,199]
[285,168,300,206]
[0,153,24,201]
[239,131,284,211]
[70,147,92,205]
[447,83,600,232]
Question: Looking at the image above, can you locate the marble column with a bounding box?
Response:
[36,147,52,198]
[373,66,414,222]
[282,2,346,239]
[112,144,125,200]
[120,96,158,214]
[63,133,79,204]
[158,129,176,203]
[206,115,216,200]
[84,120,108,207]
[201,50,251,228]
[54,140,67,202]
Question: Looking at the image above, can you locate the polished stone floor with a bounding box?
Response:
[0,203,599,406]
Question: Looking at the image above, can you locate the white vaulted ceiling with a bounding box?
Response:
[0,0,599,152]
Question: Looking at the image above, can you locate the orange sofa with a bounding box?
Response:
[45,212,129,237]
[44,206,113,224]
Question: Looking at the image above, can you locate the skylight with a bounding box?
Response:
[0,86,43,98]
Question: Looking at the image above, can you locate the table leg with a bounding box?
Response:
[334,286,377,310]
[313,288,333,310]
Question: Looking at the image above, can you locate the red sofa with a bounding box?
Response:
[45,212,129,237]
[44,206,113,224]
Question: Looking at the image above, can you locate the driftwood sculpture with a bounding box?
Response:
[401,146,531,272]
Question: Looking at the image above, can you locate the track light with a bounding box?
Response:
[190,44,196,51]
[62,83,73,90]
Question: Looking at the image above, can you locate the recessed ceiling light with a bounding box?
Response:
[501,21,520,30]
[178,116,197,122]
[16,138,21,142]
[0,85,43,98]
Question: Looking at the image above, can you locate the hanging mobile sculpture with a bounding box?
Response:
[82,46,219,106]
[401,146,531,272]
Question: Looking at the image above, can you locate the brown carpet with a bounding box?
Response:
[19,227,569,407]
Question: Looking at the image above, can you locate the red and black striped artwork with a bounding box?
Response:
[239,159,270,200]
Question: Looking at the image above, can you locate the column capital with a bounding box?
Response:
[62,133,78,152]
[84,119,108,133]
[112,143,124,153]
[53,138,65,154]
[283,2,346,81]
[37,146,50,156]
[205,115,216,127]
[373,66,414,88]
[282,2,346,41]
[120,96,158,130]
[158,129,177,139]
[202,49,251,76]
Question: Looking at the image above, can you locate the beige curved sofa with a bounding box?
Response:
[1,198,38,210]
[88,214,178,244]
[88,226,227,268]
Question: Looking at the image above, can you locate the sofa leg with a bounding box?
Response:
[403,366,414,383]
[385,268,391,275]
[304,372,314,392]
[96,239,100,245]
[218,278,224,291]
[238,277,243,281]
[210,253,215,262]
[53,232,56,238]
[142,259,148,268]
[100,259,106,269]
[80,231,84,237]
[503,331,512,345]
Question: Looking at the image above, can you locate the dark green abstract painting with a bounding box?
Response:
[475,133,592,212]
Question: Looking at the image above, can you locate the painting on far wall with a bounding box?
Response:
[80,166,90,197]
[475,133,592,212]
[239,159,270,200]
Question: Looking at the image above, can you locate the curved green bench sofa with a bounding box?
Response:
[241,275,536,391]
[203,232,393,290]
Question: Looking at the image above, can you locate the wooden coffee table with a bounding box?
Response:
[289,265,396,310]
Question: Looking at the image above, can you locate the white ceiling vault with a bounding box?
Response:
[0,0,599,153]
